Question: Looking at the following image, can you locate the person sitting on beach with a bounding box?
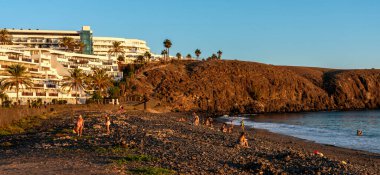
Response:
[105,114,111,134]
[238,132,249,148]
[221,123,228,133]
[74,115,84,137]
[118,105,125,114]
[193,112,200,126]
[178,117,186,122]
[227,121,234,133]
[204,117,213,127]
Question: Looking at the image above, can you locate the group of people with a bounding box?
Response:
[73,105,126,137]
[73,114,112,137]
[191,112,249,148]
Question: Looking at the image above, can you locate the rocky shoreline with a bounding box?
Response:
[1,109,379,174]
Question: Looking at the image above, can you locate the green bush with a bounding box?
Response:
[129,167,175,175]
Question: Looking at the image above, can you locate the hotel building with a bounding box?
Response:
[6,26,151,62]
[0,45,122,104]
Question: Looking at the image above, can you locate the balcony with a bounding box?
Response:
[71,94,79,97]
[34,84,44,88]
[8,56,19,61]
[46,84,56,88]
[22,92,33,96]
[22,58,32,62]
[29,68,39,72]
[102,61,113,65]
[78,60,89,64]
[36,92,46,96]
[48,93,58,97]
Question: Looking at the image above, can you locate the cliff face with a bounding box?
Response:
[133,60,380,113]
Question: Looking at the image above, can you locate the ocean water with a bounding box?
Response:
[220,110,380,154]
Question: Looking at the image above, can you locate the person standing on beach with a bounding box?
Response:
[193,112,200,126]
[74,115,84,137]
[118,105,125,114]
[240,119,245,131]
[105,114,111,135]
[143,93,149,111]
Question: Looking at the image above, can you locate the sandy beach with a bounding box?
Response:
[0,108,379,174]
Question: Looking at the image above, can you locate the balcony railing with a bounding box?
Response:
[46,84,56,88]
[22,92,33,96]
[102,61,113,65]
[8,56,19,60]
[34,84,44,88]
[36,92,46,96]
[71,94,79,97]
[49,93,58,96]
[29,68,39,72]
[22,58,32,62]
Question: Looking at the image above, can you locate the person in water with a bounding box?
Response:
[238,132,249,148]
[357,130,363,136]
[74,115,84,137]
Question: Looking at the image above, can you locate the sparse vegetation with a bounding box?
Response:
[113,154,156,165]
[0,114,47,135]
[128,167,175,175]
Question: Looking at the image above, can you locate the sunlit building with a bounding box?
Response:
[0,46,122,104]
[6,26,151,61]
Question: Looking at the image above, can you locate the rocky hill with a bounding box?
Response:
[132,60,380,113]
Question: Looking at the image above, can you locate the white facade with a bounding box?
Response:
[0,46,122,104]
[5,26,151,62]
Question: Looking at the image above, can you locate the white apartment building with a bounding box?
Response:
[5,26,151,61]
[0,46,122,104]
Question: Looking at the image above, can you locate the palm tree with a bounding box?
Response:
[90,68,113,98]
[61,68,86,104]
[144,51,152,63]
[135,55,145,64]
[217,50,223,59]
[163,39,172,61]
[161,50,167,61]
[60,37,76,52]
[108,41,125,57]
[76,42,86,53]
[195,49,201,60]
[186,54,192,60]
[0,87,9,104]
[176,52,182,60]
[117,55,125,62]
[0,29,13,45]
[211,53,218,60]
[0,64,33,103]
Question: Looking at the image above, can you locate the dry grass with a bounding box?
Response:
[0,104,121,128]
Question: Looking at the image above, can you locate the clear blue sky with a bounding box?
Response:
[1,0,380,69]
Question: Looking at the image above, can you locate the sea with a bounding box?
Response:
[220,110,380,154]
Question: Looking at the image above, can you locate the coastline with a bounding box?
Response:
[0,109,379,174]
[252,128,380,170]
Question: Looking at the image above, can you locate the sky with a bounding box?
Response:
[1,0,380,69]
